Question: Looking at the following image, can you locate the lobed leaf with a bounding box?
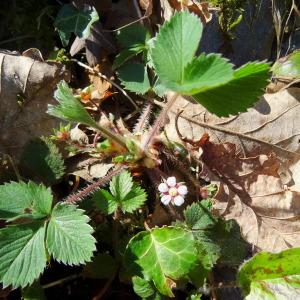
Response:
[55,4,99,46]
[124,227,198,297]
[0,222,47,288]
[109,171,133,201]
[46,203,96,265]
[121,184,147,213]
[93,189,118,215]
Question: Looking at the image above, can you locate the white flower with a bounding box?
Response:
[158,176,188,207]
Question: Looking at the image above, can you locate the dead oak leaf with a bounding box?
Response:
[200,138,300,252]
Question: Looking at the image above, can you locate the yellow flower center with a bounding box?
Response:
[169,187,178,197]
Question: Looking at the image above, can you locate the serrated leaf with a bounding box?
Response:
[118,63,151,94]
[48,80,98,128]
[121,184,147,213]
[238,248,300,299]
[0,222,47,288]
[151,11,203,87]
[124,227,198,297]
[0,181,52,221]
[84,253,117,279]
[184,201,216,230]
[193,62,270,117]
[21,137,65,185]
[46,203,96,265]
[117,23,150,48]
[113,46,145,69]
[110,171,133,201]
[272,50,300,79]
[55,4,99,46]
[93,189,118,215]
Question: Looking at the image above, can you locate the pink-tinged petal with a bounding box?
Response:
[158,183,169,193]
[166,176,176,187]
[161,195,172,205]
[178,185,188,195]
[173,195,185,206]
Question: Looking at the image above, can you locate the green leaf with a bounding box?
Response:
[117,23,150,48]
[55,4,99,46]
[0,222,47,288]
[84,253,117,279]
[22,281,46,300]
[151,11,203,87]
[238,248,300,298]
[46,203,96,265]
[21,137,65,185]
[0,181,52,221]
[113,46,145,69]
[110,171,133,200]
[118,63,151,94]
[124,227,198,297]
[48,80,98,128]
[132,276,155,298]
[93,189,118,215]
[272,50,300,79]
[193,62,270,117]
[94,171,147,214]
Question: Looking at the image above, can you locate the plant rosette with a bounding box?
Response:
[158,176,188,206]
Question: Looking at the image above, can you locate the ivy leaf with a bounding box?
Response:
[193,62,270,117]
[124,227,198,297]
[94,171,147,214]
[46,203,96,265]
[151,11,203,86]
[118,63,151,94]
[20,137,65,185]
[238,248,300,299]
[132,276,156,298]
[117,23,150,48]
[55,4,99,46]
[0,181,53,221]
[48,80,98,128]
[0,222,47,288]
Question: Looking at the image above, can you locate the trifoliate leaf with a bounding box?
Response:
[272,50,300,79]
[238,248,300,299]
[0,222,47,288]
[0,181,53,221]
[118,63,151,94]
[151,11,203,86]
[84,253,117,279]
[110,171,133,201]
[124,227,198,297]
[113,46,145,69]
[46,203,96,265]
[193,62,270,117]
[21,137,65,185]
[55,4,99,46]
[117,23,150,48]
[48,80,98,128]
[93,189,118,215]
[94,172,147,214]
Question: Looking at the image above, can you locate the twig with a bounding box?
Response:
[42,273,81,289]
[71,59,139,112]
[0,35,34,46]
[102,16,148,33]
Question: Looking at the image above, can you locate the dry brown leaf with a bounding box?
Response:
[199,138,300,252]
[167,0,212,23]
[165,88,300,252]
[139,0,153,16]
[0,50,69,160]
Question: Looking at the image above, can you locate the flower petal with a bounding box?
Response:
[166,176,176,187]
[173,195,185,206]
[161,195,172,205]
[158,182,169,193]
[178,185,188,195]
